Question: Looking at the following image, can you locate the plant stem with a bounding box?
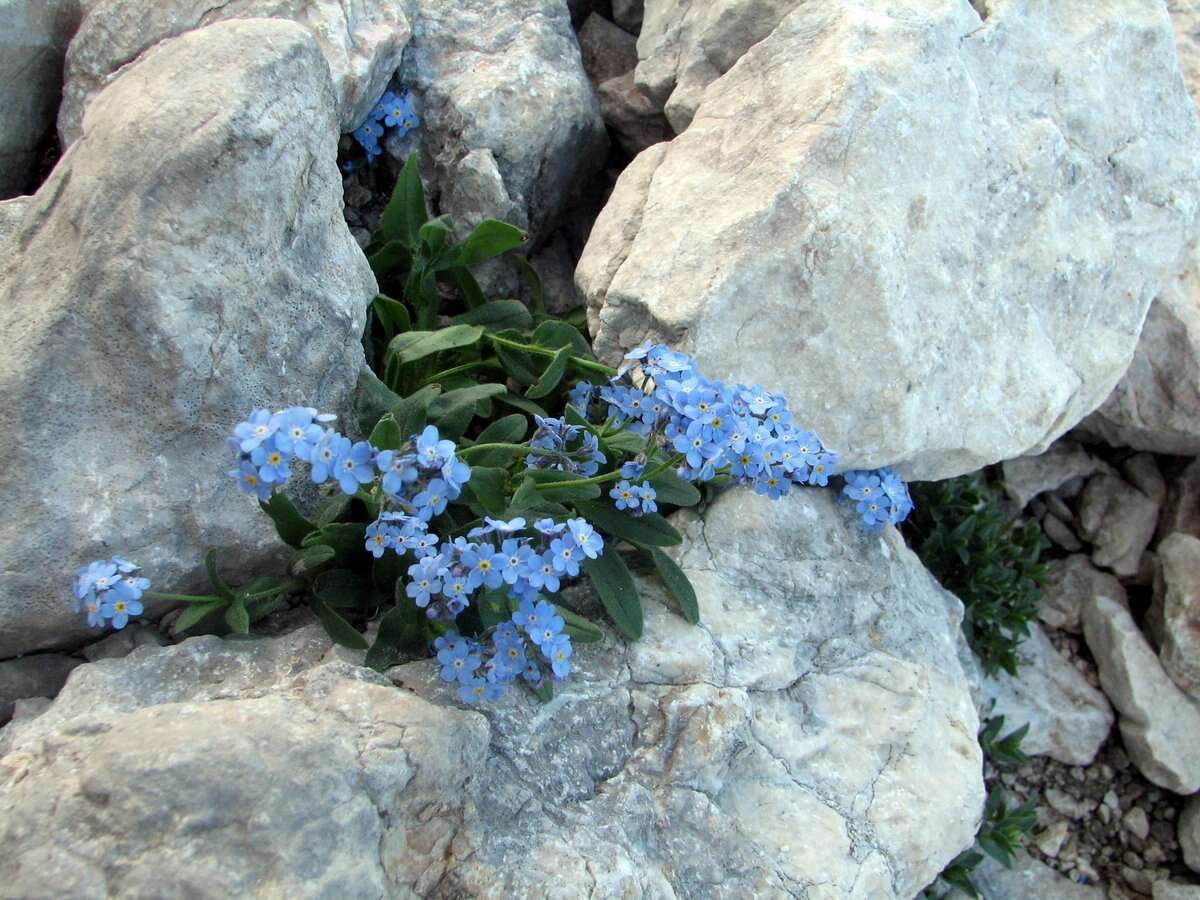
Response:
[144,591,221,603]
[457,441,531,459]
[488,334,617,378]
[420,358,504,387]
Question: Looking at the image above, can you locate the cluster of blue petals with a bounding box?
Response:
[525,415,606,476]
[73,557,149,629]
[351,88,418,162]
[841,468,913,533]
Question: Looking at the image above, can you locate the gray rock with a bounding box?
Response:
[612,0,644,33]
[980,625,1113,766]
[578,12,638,85]
[598,71,676,157]
[951,851,1105,900]
[1044,514,1085,552]
[1180,795,1200,874]
[1154,882,1200,900]
[57,0,410,144]
[0,653,79,724]
[401,0,608,242]
[1039,554,1128,634]
[1001,441,1115,509]
[1082,594,1200,794]
[80,624,167,662]
[1124,453,1169,506]
[1160,456,1200,541]
[1149,533,1200,701]
[1077,475,1160,577]
[529,234,587,315]
[0,488,984,898]
[0,19,374,658]
[0,0,88,197]
[579,0,1200,481]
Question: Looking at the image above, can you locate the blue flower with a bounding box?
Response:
[364,518,398,558]
[335,440,376,495]
[412,478,451,519]
[527,601,564,647]
[272,407,324,461]
[485,516,526,535]
[568,381,595,415]
[611,479,640,511]
[441,457,472,492]
[543,633,573,679]
[533,518,566,536]
[416,425,456,470]
[406,556,444,607]
[352,120,384,157]
[567,519,603,559]
[438,640,481,682]
[525,551,561,594]
[73,557,150,630]
[620,460,645,480]
[103,594,143,629]
[497,539,534,585]
[376,449,419,498]
[250,436,291,484]
[309,430,346,485]
[638,482,658,514]
[462,545,506,590]
[549,536,581,577]
[233,408,277,453]
[371,91,399,122]
[229,459,273,500]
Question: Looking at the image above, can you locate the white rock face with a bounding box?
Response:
[0,489,984,898]
[979,625,1113,766]
[1082,595,1200,794]
[400,0,608,241]
[1150,533,1200,700]
[578,0,1200,481]
[57,0,410,143]
[0,19,374,658]
[1077,475,1160,577]
[1039,554,1128,634]
[1001,441,1115,510]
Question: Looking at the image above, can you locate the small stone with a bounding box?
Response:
[1126,807,1152,841]
[1178,796,1200,874]
[1003,441,1116,508]
[1124,454,1168,506]
[578,13,638,85]
[1148,533,1200,700]
[1046,786,1098,820]
[1045,491,1077,523]
[0,654,81,725]
[81,624,167,662]
[1040,555,1128,633]
[1153,881,1200,900]
[1036,820,1071,857]
[1077,476,1160,577]
[1124,866,1156,895]
[1046,513,1086,551]
[1160,457,1200,541]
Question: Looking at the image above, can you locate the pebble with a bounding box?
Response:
[1037,820,1072,858]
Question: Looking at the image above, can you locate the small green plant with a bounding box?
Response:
[904,475,1048,676]
[978,714,1030,768]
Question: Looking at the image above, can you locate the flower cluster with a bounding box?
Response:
[351,88,418,162]
[436,595,574,703]
[842,468,913,532]
[525,415,606,476]
[73,557,149,629]
[595,342,912,528]
[401,516,603,622]
[609,479,657,515]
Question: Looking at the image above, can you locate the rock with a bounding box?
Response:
[1125,453,1169,507]
[980,625,1112,765]
[1160,456,1200,541]
[1150,534,1200,701]
[1082,595,1200,794]
[579,12,638,85]
[529,234,587,315]
[1036,819,1071,858]
[1154,882,1200,900]
[0,488,984,898]
[0,0,88,197]
[401,0,608,241]
[1174,1,1200,98]
[612,0,644,33]
[0,19,374,658]
[579,0,1200,481]
[1002,441,1115,509]
[1125,807,1152,842]
[79,624,167,663]
[1077,476,1160,577]
[597,72,676,157]
[1039,555,1128,634]
[1045,514,1085,552]
[1080,265,1200,454]
[1045,786,1098,821]
[0,653,79,724]
[1180,796,1200,873]
[955,851,1105,900]
[57,0,409,144]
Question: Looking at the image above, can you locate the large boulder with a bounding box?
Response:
[57,0,409,144]
[399,0,608,241]
[578,0,1200,481]
[0,489,984,898]
[0,19,375,658]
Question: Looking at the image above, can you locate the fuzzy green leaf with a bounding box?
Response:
[174,600,226,634]
[369,413,404,452]
[380,153,428,247]
[205,549,235,600]
[582,551,644,640]
[225,599,250,635]
[648,471,702,508]
[526,345,570,399]
[453,219,527,268]
[289,543,337,577]
[464,466,510,517]
[314,601,369,650]
[389,325,485,367]
[573,500,682,547]
[642,546,699,624]
[259,493,317,549]
[453,299,533,332]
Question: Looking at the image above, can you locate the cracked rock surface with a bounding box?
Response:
[577,0,1200,481]
[0,489,982,898]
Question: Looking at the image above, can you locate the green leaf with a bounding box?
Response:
[392,384,440,440]
[582,551,644,640]
[513,255,545,316]
[354,366,404,432]
[525,469,601,500]
[453,219,527,268]
[641,546,699,624]
[464,466,510,517]
[309,523,368,563]
[174,600,226,634]
[388,324,485,367]
[380,153,428,247]
[245,595,288,624]
[312,569,375,608]
[453,299,533,332]
[372,293,411,341]
[225,599,250,635]
[530,676,555,703]
[428,383,507,439]
[555,604,605,643]
[603,430,648,454]
[468,414,527,467]
[532,319,592,358]
[365,604,423,671]
[573,500,682,547]
[419,215,453,256]
[447,266,487,310]
[491,332,539,386]
[369,413,404,452]
[526,345,570,399]
[372,551,407,598]
[367,241,413,282]
[477,589,512,630]
[205,549,235,600]
[315,494,352,528]
[258,493,317,549]
[510,476,570,514]
[314,601,369,650]
[289,543,337,577]
[648,471,702,508]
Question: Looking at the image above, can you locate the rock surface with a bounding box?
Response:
[979,625,1112,766]
[1039,555,1128,634]
[1155,882,1200,900]
[1077,475,1160,577]
[578,0,1200,481]
[0,489,983,898]
[1161,455,1200,542]
[0,653,79,724]
[400,0,608,241]
[1082,595,1200,794]
[57,0,410,144]
[0,19,374,658]
[1002,441,1114,510]
[0,0,88,197]
[1180,795,1200,874]
[1150,534,1200,701]
[952,852,1105,900]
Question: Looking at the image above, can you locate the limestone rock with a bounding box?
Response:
[401,0,608,241]
[952,852,1105,900]
[1002,441,1115,509]
[579,0,1200,481]
[1160,456,1200,541]
[1150,533,1200,700]
[1124,453,1169,506]
[1044,514,1085,552]
[1155,882,1200,900]
[0,489,984,898]
[1082,594,1200,794]
[0,0,89,197]
[598,72,676,157]
[1180,795,1200,874]
[0,19,374,657]
[1039,555,1128,634]
[58,0,409,143]
[1077,475,1160,577]
[578,12,638,85]
[612,0,644,33]
[0,653,79,724]
[980,625,1112,766]
[1080,266,1200,454]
